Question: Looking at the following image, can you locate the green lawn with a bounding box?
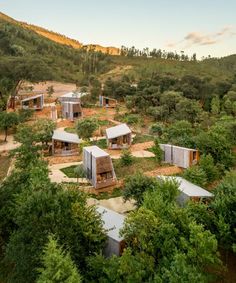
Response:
[0,155,11,182]
[61,165,84,178]
[113,157,159,179]
[61,157,160,180]
[64,127,76,134]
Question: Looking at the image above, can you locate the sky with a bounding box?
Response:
[1,0,236,58]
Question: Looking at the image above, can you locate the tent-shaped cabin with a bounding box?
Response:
[160,144,199,169]
[157,176,213,206]
[83,146,116,189]
[96,205,125,257]
[59,92,85,121]
[99,95,117,108]
[106,124,132,149]
[52,129,80,156]
[21,94,44,110]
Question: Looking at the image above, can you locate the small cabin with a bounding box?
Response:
[157,176,213,206]
[106,124,132,149]
[59,92,85,121]
[58,92,86,103]
[83,146,116,189]
[21,94,44,110]
[160,144,199,169]
[99,95,117,108]
[96,205,125,257]
[61,102,82,121]
[52,130,80,156]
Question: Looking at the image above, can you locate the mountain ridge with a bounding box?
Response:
[0,11,120,55]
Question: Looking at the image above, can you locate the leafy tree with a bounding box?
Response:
[183,166,207,187]
[151,139,163,163]
[123,173,158,206]
[199,154,219,183]
[211,171,236,251]
[37,235,81,283]
[46,85,54,97]
[33,118,56,146]
[76,118,98,140]
[0,111,19,141]
[120,149,133,166]
[149,122,165,136]
[18,108,34,123]
[74,165,86,182]
[211,96,221,115]
[164,120,194,147]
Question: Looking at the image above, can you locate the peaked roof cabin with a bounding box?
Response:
[106,123,132,149]
[157,176,213,206]
[52,129,80,156]
[21,94,44,110]
[83,146,116,189]
[96,205,125,257]
[58,92,86,121]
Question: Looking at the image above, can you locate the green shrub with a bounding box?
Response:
[149,123,165,136]
[183,166,207,187]
[120,149,133,166]
[199,154,219,183]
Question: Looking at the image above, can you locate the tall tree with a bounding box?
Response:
[37,235,81,283]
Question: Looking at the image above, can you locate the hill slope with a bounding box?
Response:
[0,12,120,55]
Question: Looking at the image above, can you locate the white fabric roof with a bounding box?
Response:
[83,145,109,158]
[21,94,43,102]
[96,205,125,242]
[106,123,131,139]
[52,129,80,144]
[157,176,213,197]
[60,92,87,99]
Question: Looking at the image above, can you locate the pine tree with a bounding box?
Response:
[37,235,81,283]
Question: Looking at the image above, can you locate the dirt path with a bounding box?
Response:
[0,135,20,153]
[145,165,183,177]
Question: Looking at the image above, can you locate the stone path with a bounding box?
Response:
[48,161,89,184]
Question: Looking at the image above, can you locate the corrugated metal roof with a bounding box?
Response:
[106,124,131,139]
[157,176,213,197]
[83,145,109,158]
[160,144,197,152]
[96,205,125,242]
[21,94,44,102]
[52,129,80,144]
[60,92,87,99]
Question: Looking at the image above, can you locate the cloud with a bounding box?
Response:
[166,26,236,49]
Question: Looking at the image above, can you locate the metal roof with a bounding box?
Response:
[83,145,109,158]
[157,176,213,197]
[21,94,44,102]
[106,123,131,139]
[160,144,198,152]
[60,92,87,99]
[96,205,125,242]
[52,129,80,144]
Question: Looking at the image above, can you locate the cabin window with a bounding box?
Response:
[192,151,197,161]
[73,112,79,118]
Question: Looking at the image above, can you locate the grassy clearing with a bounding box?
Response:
[0,155,11,181]
[61,157,160,180]
[113,157,159,179]
[132,133,155,144]
[61,165,80,178]
[64,127,76,134]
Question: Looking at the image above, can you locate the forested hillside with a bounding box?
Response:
[0,12,113,109]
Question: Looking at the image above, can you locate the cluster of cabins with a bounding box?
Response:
[19,91,213,257]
